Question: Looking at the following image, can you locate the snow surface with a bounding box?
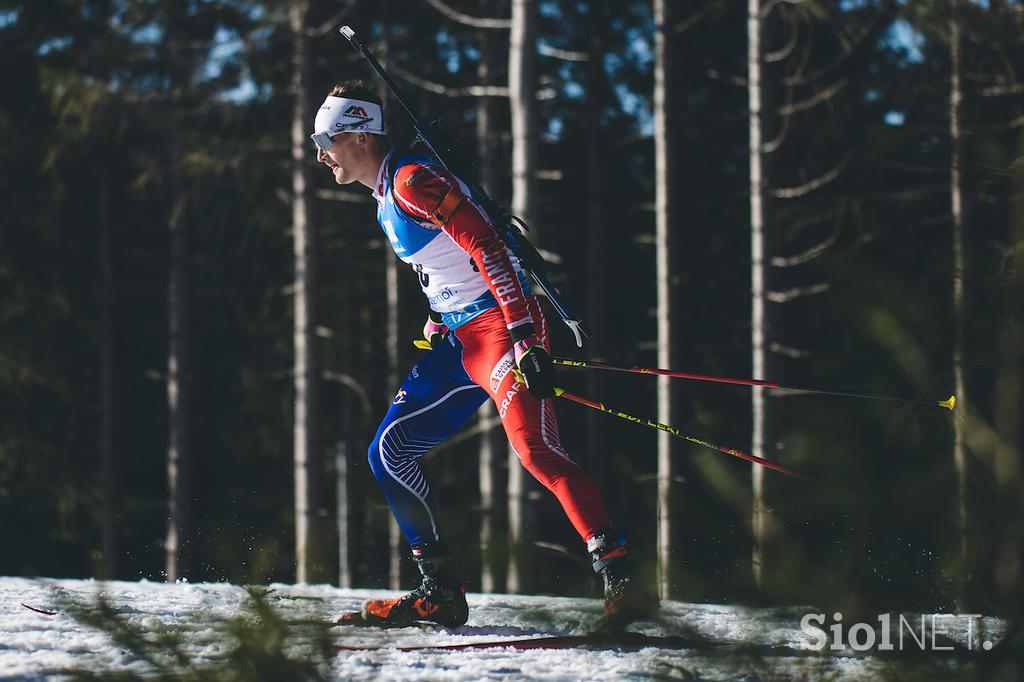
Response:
[0,577,1004,681]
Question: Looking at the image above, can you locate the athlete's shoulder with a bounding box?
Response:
[391,156,469,225]
[393,159,458,195]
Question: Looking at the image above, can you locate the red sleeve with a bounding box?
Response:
[393,162,534,331]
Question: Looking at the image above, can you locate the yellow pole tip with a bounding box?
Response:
[554,387,565,397]
[940,395,956,411]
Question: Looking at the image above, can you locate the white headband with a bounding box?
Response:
[313,96,387,136]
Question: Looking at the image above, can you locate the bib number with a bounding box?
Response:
[413,263,430,288]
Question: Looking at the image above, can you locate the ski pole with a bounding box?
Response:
[338,25,588,347]
[552,358,956,411]
[553,388,814,482]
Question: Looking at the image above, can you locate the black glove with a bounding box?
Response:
[511,324,555,399]
[413,312,448,350]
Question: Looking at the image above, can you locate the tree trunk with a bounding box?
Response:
[584,1,608,487]
[374,16,405,590]
[357,268,377,585]
[336,184,359,589]
[993,115,1024,610]
[335,435,351,588]
[385,255,403,589]
[509,0,539,238]
[507,0,539,594]
[290,0,325,584]
[949,1,971,606]
[748,0,768,593]
[99,172,116,580]
[477,409,508,592]
[163,0,191,583]
[654,0,680,601]
[477,0,508,594]
[165,193,190,583]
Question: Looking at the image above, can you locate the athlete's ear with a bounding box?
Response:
[357,133,367,145]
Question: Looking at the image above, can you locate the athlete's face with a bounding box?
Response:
[316,132,365,185]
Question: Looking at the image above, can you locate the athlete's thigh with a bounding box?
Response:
[452,309,517,392]
[454,304,565,450]
[372,334,489,450]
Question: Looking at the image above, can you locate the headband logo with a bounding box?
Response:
[344,105,370,119]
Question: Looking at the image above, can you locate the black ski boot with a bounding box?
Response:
[361,543,469,628]
[588,530,658,629]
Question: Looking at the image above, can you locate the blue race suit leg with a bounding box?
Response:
[367,334,488,545]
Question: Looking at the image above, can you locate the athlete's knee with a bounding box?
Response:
[369,423,422,484]
[367,432,388,483]
[511,438,574,479]
[506,430,535,467]
[511,443,536,471]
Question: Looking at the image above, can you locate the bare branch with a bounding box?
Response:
[672,1,724,33]
[424,0,511,28]
[782,11,888,87]
[982,82,1024,97]
[770,155,848,198]
[761,0,783,18]
[776,79,847,115]
[964,69,1020,85]
[863,185,946,203]
[307,1,357,37]
[769,342,811,358]
[538,44,589,61]
[785,208,837,234]
[766,283,830,303]
[536,85,558,100]
[762,110,791,153]
[882,161,947,175]
[765,9,800,63]
[761,0,812,20]
[974,160,1023,178]
[389,61,510,97]
[1003,239,1024,265]
[424,415,503,459]
[962,407,1016,472]
[322,371,372,418]
[707,68,746,87]
[771,223,841,267]
[783,10,815,82]
[966,114,1024,134]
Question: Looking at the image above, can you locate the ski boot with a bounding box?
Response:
[588,530,659,630]
[360,543,469,628]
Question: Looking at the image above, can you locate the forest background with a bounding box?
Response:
[1,0,1021,625]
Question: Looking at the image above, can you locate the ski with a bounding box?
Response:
[332,609,658,634]
[334,632,724,652]
[20,603,59,616]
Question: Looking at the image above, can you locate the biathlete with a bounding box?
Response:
[311,80,654,627]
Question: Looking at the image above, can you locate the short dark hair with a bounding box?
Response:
[329,80,382,105]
